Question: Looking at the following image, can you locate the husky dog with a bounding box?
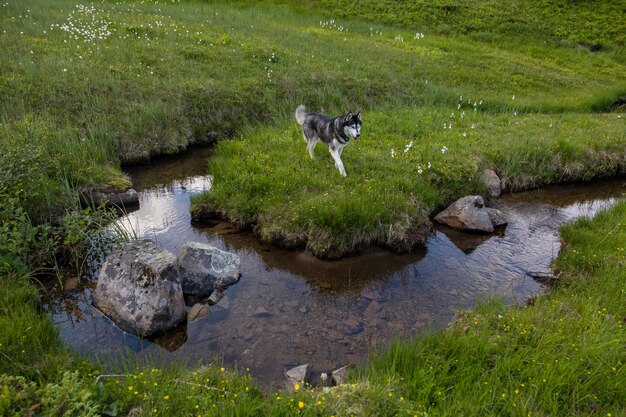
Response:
[295,105,362,177]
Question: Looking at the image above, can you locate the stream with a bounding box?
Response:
[45,146,626,386]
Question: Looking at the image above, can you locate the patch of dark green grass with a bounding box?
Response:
[298,0,626,55]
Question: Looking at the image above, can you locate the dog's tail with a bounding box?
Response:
[295,105,306,126]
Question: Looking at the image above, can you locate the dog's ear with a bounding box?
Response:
[356,111,362,122]
[344,112,353,122]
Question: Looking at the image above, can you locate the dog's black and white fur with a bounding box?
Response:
[295,105,362,177]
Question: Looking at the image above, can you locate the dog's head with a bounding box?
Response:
[342,111,362,140]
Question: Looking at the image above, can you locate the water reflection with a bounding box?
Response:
[46,150,626,385]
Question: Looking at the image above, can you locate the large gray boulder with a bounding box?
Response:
[434,195,507,232]
[92,240,186,337]
[177,242,241,297]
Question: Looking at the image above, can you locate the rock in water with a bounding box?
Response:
[332,365,351,385]
[486,207,507,227]
[92,240,186,338]
[188,303,210,321]
[434,195,494,232]
[285,364,309,385]
[178,242,241,297]
[434,195,507,232]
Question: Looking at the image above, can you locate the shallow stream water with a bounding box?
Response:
[45,146,626,386]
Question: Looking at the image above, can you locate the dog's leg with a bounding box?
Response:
[307,137,318,159]
[329,148,347,177]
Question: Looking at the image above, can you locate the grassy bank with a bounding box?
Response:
[345,199,626,416]
[3,196,624,416]
[2,0,625,258]
[171,1,624,256]
[192,109,625,257]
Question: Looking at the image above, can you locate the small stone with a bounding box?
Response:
[486,207,507,227]
[243,333,254,341]
[112,188,139,207]
[481,169,502,197]
[526,270,556,284]
[361,288,382,301]
[253,306,272,317]
[363,300,383,318]
[298,305,309,314]
[208,289,224,305]
[413,321,427,329]
[434,195,494,232]
[332,365,350,385]
[212,222,238,235]
[285,364,309,384]
[178,242,241,298]
[188,303,210,321]
[63,277,79,291]
[342,316,364,336]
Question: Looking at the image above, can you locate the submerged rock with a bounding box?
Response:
[177,242,241,297]
[92,240,186,338]
[207,288,224,305]
[253,306,272,317]
[434,195,507,232]
[188,303,210,321]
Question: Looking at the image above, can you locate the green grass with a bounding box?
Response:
[1,0,624,235]
[342,199,626,417]
[1,0,626,415]
[193,109,625,257]
[304,0,626,54]
[2,198,624,417]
